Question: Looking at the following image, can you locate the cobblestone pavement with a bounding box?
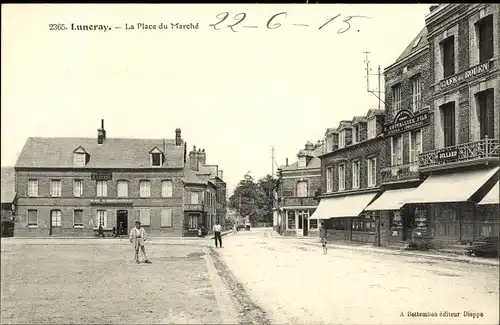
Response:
[215,228,499,325]
[0,239,264,324]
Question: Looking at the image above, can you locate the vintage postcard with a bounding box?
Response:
[1,3,499,325]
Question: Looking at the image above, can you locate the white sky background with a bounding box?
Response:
[1,4,432,196]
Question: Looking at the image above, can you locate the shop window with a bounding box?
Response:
[287,211,296,230]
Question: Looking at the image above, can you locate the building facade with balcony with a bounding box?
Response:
[277,141,323,236]
[312,109,387,244]
[183,146,226,236]
[402,4,500,248]
[363,25,434,246]
[14,121,187,237]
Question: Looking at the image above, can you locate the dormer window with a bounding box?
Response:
[298,156,307,168]
[326,135,333,152]
[149,147,165,167]
[352,126,358,144]
[339,130,346,148]
[73,147,88,167]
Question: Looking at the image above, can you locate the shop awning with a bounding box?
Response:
[405,167,499,204]
[478,181,499,205]
[310,193,377,219]
[364,188,417,211]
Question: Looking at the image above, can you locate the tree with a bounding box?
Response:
[257,174,278,224]
[228,174,268,224]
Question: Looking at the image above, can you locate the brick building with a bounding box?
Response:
[183,146,227,236]
[363,25,433,246]
[399,4,500,248]
[1,167,16,237]
[13,120,227,237]
[277,141,323,236]
[312,109,387,244]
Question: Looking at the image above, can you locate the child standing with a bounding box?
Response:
[322,237,328,254]
[129,221,152,264]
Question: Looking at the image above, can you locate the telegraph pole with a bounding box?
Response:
[271,146,275,178]
[363,51,386,109]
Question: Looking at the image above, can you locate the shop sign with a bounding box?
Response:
[91,172,112,181]
[437,148,459,162]
[439,61,491,90]
[384,109,430,137]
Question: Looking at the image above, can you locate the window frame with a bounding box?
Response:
[73,179,83,197]
[28,179,39,197]
[161,180,173,198]
[352,126,358,144]
[338,164,346,191]
[139,180,151,198]
[367,157,377,187]
[338,130,346,148]
[476,14,494,63]
[139,208,151,226]
[441,36,455,78]
[297,156,307,168]
[97,210,107,228]
[27,209,38,227]
[367,117,377,140]
[326,167,333,193]
[73,209,84,228]
[50,209,62,227]
[352,160,360,189]
[161,208,173,228]
[191,191,199,204]
[117,180,129,198]
[409,130,423,163]
[96,180,108,197]
[50,179,62,197]
[411,75,422,111]
[390,135,403,166]
[296,181,308,197]
[73,152,86,167]
[441,102,456,147]
[392,84,402,112]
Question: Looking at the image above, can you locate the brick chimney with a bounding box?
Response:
[189,146,198,171]
[198,148,206,166]
[286,158,289,167]
[175,128,182,146]
[97,119,106,144]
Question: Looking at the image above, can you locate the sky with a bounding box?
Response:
[1,4,432,196]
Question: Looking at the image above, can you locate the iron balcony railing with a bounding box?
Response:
[381,161,420,183]
[281,196,319,207]
[418,138,499,169]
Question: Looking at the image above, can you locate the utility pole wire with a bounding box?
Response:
[364,52,387,108]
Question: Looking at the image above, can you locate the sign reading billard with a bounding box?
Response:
[439,61,491,89]
[437,149,459,162]
[384,109,430,136]
[91,172,112,181]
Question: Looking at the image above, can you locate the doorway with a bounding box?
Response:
[117,210,128,236]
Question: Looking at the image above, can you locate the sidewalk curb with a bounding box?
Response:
[302,241,499,267]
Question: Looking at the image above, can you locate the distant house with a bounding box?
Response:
[1,167,16,237]
[277,141,324,237]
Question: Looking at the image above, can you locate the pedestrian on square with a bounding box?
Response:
[98,224,105,238]
[213,220,223,248]
[129,221,152,264]
[232,223,237,235]
[322,237,328,255]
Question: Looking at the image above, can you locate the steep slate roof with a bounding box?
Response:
[15,137,185,169]
[366,109,385,119]
[351,116,367,125]
[324,127,337,135]
[1,167,16,203]
[282,143,324,171]
[183,169,208,185]
[395,27,428,63]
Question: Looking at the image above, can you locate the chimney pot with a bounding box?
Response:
[175,128,182,146]
[193,145,196,151]
[286,158,289,166]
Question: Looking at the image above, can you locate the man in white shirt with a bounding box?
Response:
[213,220,222,248]
[129,221,152,264]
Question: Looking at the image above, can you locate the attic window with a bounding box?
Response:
[413,37,422,48]
[73,147,88,167]
[150,147,165,166]
[298,156,307,168]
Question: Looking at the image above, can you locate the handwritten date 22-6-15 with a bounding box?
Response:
[209,12,371,32]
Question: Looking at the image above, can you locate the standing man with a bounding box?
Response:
[213,220,223,248]
[129,221,152,264]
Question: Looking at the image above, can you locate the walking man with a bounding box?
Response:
[129,221,152,264]
[213,220,223,248]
